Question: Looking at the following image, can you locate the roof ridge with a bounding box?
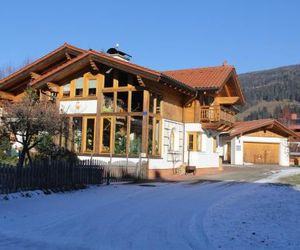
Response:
[90,50,161,76]
[162,65,234,73]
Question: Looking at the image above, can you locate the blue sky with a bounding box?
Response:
[0,0,299,73]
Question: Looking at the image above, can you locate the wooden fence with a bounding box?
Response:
[0,159,149,195]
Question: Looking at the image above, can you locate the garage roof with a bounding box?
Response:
[230,119,299,138]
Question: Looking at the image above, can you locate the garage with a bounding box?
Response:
[228,119,298,166]
[243,142,279,164]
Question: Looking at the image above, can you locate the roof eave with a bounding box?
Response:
[0,43,86,89]
[160,74,197,95]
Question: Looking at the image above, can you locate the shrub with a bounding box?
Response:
[35,134,78,164]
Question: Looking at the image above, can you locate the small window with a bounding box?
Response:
[154,119,161,155]
[102,93,114,112]
[148,117,153,155]
[86,118,95,151]
[101,117,112,153]
[73,117,82,153]
[149,93,155,113]
[131,91,143,112]
[188,134,194,151]
[115,117,127,154]
[75,77,84,96]
[88,79,97,96]
[130,116,142,155]
[156,95,162,114]
[118,71,128,87]
[169,128,175,151]
[116,92,128,112]
[187,132,202,151]
[104,71,113,88]
[63,83,70,97]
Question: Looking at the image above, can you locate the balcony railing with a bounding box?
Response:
[199,105,235,124]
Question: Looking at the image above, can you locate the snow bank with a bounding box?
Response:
[256,167,300,183]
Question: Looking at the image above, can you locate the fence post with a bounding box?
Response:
[107,153,112,185]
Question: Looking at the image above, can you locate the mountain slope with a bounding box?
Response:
[238,64,300,120]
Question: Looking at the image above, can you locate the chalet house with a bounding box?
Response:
[0,43,295,177]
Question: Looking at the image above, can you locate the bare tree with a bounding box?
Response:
[0,58,32,79]
[0,88,67,167]
[0,65,17,79]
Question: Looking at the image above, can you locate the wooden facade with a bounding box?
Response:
[0,43,248,172]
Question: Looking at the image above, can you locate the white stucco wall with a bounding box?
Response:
[148,119,184,170]
[230,136,289,166]
[184,123,219,168]
[60,100,97,114]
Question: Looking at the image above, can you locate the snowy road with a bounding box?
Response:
[0,181,300,250]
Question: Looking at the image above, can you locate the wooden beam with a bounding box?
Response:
[142,90,149,154]
[0,91,15,101]
[65,52,72,60]
[212,96,240,105]
[136,75,145,87]
[30,72,41,80]
[46,82,59,92]
[89,59,99,71]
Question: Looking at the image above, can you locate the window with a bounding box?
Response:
[118,71,128,87]
[131,91,143,112]
[75,77,84,96]
[115,117,127,154]
[154,119,161,155]
[73,117,82,153]
[102,93,114,112]
[60,117,70,148]
[130,116,142,155]
[86,118,95,151]
[104,71,113,88]
[63,83,70,97]
[149,93,155,113]
[148,117,153,154]
[101,117,112,153]
[116,92,128,112]
[156,95,162,114]
[188,134,194,151]
[187,132,202,151]
[88,79,97,96]
[169,128,175,152]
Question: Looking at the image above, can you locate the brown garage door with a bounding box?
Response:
[243,142,279,164]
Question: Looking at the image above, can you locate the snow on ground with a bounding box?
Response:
[256,167,300,183]
[0,181,300,250]
[204,183,300,250]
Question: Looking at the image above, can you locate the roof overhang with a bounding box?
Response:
[230,119,299,139]
[0,43,86,92]
[28,51,196,96]
[215,69,245,105]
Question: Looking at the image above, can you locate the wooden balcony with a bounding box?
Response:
[198,105,235,126]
